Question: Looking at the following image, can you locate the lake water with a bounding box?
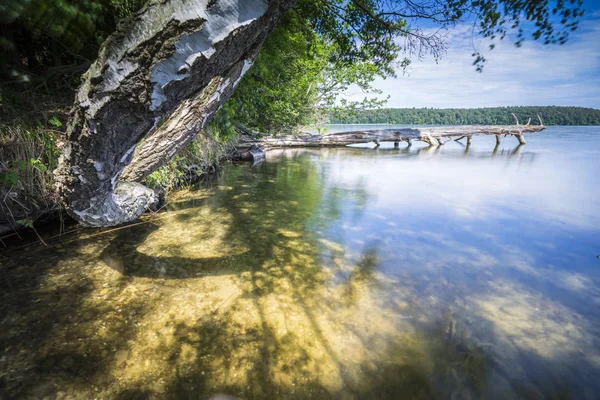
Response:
[1,126,599,399]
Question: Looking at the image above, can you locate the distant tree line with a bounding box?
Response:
[328,106,600,126]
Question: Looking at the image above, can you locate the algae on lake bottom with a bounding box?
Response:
[1,142,599,399]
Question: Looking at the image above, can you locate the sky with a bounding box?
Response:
[343,3,600,109]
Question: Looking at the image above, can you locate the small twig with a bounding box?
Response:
[58,205,65,236]
[3,186,14,203]
[30,225,48,247]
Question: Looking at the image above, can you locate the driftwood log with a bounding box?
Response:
[238,121,546,151]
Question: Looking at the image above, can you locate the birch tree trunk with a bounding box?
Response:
[54,0,296,227]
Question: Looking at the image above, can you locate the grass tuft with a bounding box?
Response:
[0,122,63,235]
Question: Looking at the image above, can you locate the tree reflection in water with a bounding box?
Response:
[1,141,599,399]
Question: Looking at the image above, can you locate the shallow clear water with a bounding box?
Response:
[1,126,599,399]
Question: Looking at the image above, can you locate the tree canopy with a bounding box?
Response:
[222,0,587,134]
[1,0,586,134]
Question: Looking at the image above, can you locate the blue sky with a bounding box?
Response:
[344,2,600,109]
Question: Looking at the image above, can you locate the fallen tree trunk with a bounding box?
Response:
[54,0,296,227]
[238,123,546,150]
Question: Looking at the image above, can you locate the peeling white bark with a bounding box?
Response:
[55,0,296,227]
[150,0,267,110]
[122,57,254,182]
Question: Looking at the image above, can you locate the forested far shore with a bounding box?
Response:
[328,106,600,126]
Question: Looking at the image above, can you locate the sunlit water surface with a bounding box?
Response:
[1,126,599,399]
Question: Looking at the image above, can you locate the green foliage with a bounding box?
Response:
[13,159,28,170]
[2,0,587,136]
[0,0,146,88]
[146,159,184,190]
[209,101,240,140]
[48,115,62,128]
[29,157,48,172]
[219,0,585,134]
[223,10,329,133]
[109,0,146,19]
[295,0,404,76]
[16,218,34,229]
[328,106,600,126]
[221,5,393,134]
[301,0,585,71]
[1,123,61,228]
[145,126,235,189]
[1,170,19,186]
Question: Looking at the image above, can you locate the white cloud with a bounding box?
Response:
[341,20,600,108]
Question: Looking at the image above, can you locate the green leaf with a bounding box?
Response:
[29,158,48,172]
[16,219,34,229]
[48,115,63,128]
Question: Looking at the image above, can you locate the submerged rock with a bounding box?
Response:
[235,144,266,163]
